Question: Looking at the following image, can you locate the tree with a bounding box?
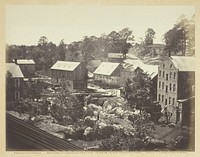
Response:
[124,68,153,113]
[30,37,57,70]
[17,98,42,120]
[163,14,195,56]
[38,36,48,46]
[50,83,85,124]
[57,39,66,60]
[107,28,134,58]
[118,28,134,58]
[100,112,155,151]
[144,28,155,45]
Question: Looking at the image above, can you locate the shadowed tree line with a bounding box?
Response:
[6,28,134,71]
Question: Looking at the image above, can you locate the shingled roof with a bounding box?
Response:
[170,56,195,72]
[93,62,120,76]
[6,63,24,78]
[51,61,80,71]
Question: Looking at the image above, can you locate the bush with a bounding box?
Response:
[144,138,167,150]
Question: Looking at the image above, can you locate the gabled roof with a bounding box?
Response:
[139,64,158,79]
[6,63,24,78]
[93,62,120,76]
[123,59,158,79]
[16,59,35,65]
[123,59,144,69]
[108,53,124,59]
[170,56,195,72]
[51,61,80,71]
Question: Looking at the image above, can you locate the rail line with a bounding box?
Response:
[6,113,83,151]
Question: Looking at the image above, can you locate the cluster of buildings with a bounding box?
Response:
[6,59,35,101]
[6,44,195,125]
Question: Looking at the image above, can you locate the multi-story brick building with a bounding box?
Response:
[51,61,88,91]
[157,56,195,123]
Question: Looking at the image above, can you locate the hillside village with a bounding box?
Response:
[6,15,195,151]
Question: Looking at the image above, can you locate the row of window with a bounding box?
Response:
[159,70,176,80]
[158,94,176,105]
[158,81,176,92]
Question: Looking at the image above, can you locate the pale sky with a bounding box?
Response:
[6,5,195,46]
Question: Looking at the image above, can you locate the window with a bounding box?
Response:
[170,64,173,68]
[163,64,165,68]
[15,79,20,88]
[172,98,175,105]
[159,81,161,89]
[159,70,161,77]
[162,82,164,90]
[169,97,171,104]
[170,72,172,78]
[158,94,161,101]
[174,72,176,79]
[162,71,165,78]
[173,84,176,92]
[162,95,164,102]
[166,74,168,80]
[166,85,168,93]
[165,99,168,105]
[169,83,172,91]
[15,91,20,100]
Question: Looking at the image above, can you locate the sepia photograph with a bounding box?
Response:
[5,4,195,152]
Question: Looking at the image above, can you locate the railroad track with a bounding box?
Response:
[6,113,83,151]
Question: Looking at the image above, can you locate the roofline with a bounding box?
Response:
[50,61,81,71]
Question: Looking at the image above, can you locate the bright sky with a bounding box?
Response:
[6,5,194,46]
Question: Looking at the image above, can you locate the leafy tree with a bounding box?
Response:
[30,38,57,70]
[17,98,42,120]
[107,28,134,58]
[6,28,135,72]
[57,39,66,60]
[163,14,195,56]
[124,68,153,113]
[50,83,85,124]
[38,36,48,46]
[40,100,50,115]
[100,112,155,151]
[144,28,156,45]
[6,44,28,62]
